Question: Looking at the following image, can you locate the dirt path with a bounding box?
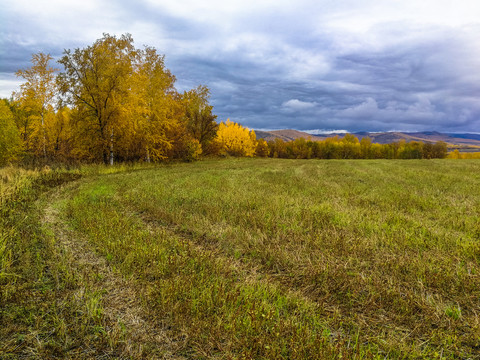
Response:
[43,188,185,359]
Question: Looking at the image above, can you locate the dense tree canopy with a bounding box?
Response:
[7,33,215,165]
[0,100,21,165]
[265,136,449,160]
[216,119,256,157]
[129,45,178,162]
[57,34,136,164]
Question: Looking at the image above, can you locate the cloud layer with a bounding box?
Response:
[2,0,480,132]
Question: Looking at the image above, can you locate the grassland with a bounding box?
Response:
[1,159,480,359]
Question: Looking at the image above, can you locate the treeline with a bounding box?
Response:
[448,150,480,159]
[1,34,222,166]
[0,33,459,166]
[259,135,449,159]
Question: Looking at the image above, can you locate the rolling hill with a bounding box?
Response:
[254,129,480,148]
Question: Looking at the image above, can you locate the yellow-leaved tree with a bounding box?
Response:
[215,119,257,157]
[0,100,22,165]
[57,34,135,165]
[14,53,58,160]
[130,46,179,162]
[255,138,269,157]
[49,107,74,162]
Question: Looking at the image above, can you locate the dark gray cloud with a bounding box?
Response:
[2,0,480,132]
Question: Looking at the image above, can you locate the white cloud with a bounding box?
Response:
[282,99,318,111]
[319,0,480,34]
[306,129,348,134]
[0,73,22,98]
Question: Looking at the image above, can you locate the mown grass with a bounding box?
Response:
[2,159,480,358]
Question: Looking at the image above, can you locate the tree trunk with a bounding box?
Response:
[41,111,47,160]
[109,129,114,166]
[103,150,108,165]
[146,146,151,163]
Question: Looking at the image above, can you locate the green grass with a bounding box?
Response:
[0,167,87,358]
[1,159,480,358]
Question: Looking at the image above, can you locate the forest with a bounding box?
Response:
[0,33,456,167]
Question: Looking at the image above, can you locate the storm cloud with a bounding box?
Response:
[2,0,480,132]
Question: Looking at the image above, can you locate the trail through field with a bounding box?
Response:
[43,188,185,359]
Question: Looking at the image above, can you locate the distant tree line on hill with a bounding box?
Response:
[447,149,480,159]
[259,135,449,159]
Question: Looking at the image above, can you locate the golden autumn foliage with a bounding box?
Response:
[266,135,449,159]
[0,33,471,165]
[129,46,179,162]
[14,53,57,160]
[215,119,257,157]
[4,34,218,165]
[57,34,136,165]
[0,100,22,165]
[255,138,269,157]
[448,149,480,159]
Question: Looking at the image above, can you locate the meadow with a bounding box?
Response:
[1,158,480,359]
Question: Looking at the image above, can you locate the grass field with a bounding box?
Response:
[1,159,480,359]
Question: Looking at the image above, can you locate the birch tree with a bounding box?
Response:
[14,53,57,160]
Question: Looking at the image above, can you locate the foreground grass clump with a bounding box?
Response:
[63,158,480,358]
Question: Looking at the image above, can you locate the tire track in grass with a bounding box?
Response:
[43,187,186,359]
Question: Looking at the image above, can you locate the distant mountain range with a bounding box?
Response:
[254,130,480,150]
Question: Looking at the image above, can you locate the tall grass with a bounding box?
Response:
[65,180,369,358]
[0,166,51,289]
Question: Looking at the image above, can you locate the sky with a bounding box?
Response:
[1,0,480,133]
